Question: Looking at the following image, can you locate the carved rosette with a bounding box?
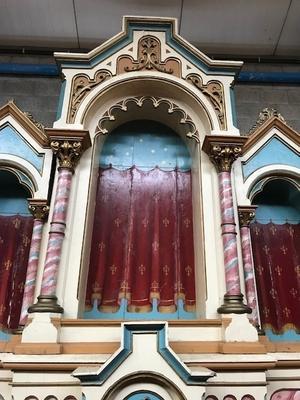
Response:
[202,136,247,173]
[68,70,112,123]
[117,35,181,77]
[28,199,49,221]
[238,206,257,227]
[46,129,91,172]
[186,74,226,130]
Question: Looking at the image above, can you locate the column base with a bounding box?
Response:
[28,295,64,314]
[217,294,252,314]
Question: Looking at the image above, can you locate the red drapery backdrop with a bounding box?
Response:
[250,222,300,334]
[0,215,33,329]
[86,166,196,313]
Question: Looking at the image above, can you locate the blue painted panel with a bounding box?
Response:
[125,392,162,400]
[243,136,300,179]
[0,198,30,215]
[100,120,191,171]
[265,329,300,342]
[0,330,10,342]
[0,123,44,173]
[255,205,300,224]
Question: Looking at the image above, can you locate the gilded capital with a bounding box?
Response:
[202,135,247,173]
[28,199,49,221]
[46,129,91,172]
[238,206,257,227]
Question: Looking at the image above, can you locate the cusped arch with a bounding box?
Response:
[0,158,38,196]
[95,96,199,142]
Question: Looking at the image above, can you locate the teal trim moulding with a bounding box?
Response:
[73,322,215,385]
[56,21,240,76]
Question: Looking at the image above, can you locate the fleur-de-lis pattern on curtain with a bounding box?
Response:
[86,166,195,313]
[250,222,300,333]
[0,215,33,329]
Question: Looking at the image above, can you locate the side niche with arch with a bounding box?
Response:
[249,176,300,341]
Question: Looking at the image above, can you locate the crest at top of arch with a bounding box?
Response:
[55,16,242,76]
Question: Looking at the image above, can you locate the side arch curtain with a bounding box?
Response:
[86,166,196,313]
[0,215,33,329]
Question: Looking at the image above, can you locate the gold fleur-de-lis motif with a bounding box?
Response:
[101,194,109,203]
[18,282,24,291]
[151,280,159,290]
[162,264,170,276]
[256,265,264,275]
[139,264,146,275]
[275,265,282,276]
[290,288,298,298]
[12,218,21,229]
[269,288,277,299]
[142,218,149,228]
[153,193,160,203]
[22,234,31,247]
[3,260,12,271]
[175,281,183,291]
[263,306,270,318]
[294,265,300,277]
[283,307,291,318]
[263,245,270,255]
[98,241,106,252]
[172,240,179,251]
[254,226,260,236]
[0,304,6,315]
[162,218,170,227]
[120,280,129,291]
[114,217,121,227]
[270,225,277,235]
[183,218,191,228]
[152,241,159,252]
[185,265,192,277]
[109,264,117,275]
[0,236,3,245]
[288,226,294,237]
[280,245,288,255]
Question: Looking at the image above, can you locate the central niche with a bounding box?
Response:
[85,120,196,319]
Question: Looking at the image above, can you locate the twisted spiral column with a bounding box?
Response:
[203,136,251,314]
[28,129,90,314]
[19,200,49,325]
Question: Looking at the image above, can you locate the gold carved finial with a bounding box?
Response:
[238,206,257,227]
[248,107,286,135]
[202,136,247,173]
[28,199,49,221]
[46,129,91,172]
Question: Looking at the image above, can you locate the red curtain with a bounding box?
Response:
[0,215,33,329]
[250,222,300,333]
[86,166,195,313]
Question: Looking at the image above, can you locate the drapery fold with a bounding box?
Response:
[250,222,300,333]
[0,215,33,329]
[86,166,196,314]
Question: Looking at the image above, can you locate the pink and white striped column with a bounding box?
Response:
[19,200,49,325]
[238,206,260,326]
[203,136,251,314]
[28,129,90,314]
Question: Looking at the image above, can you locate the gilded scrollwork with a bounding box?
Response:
[117,35,181,77]
[186,73,226,129]
[238,206,256,227]
[28,199,49,221]
[68,70,112,123]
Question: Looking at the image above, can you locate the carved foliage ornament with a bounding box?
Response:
[238,207,256,227]
[68,70,112,123]
[117,35,181,76]
[50,140,83,171]
[95,95,200,142]
[28,200,49,221]
[186,73,226,130]
[248,107,286,135]
[209,144,243,172]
